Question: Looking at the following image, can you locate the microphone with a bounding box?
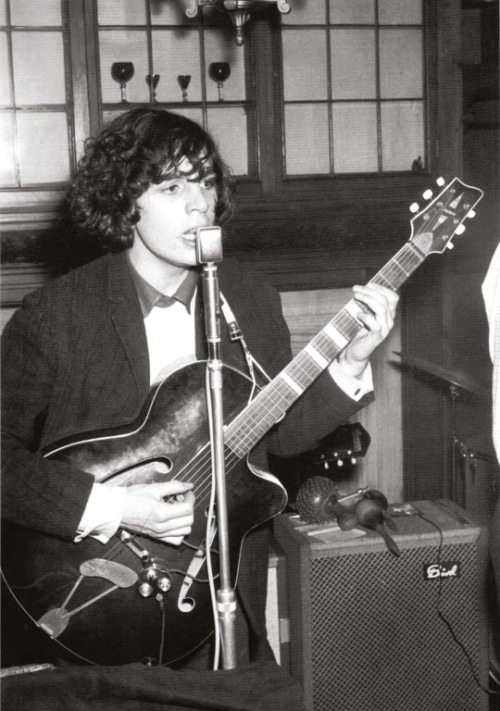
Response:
[295,476,359,530]
[354,491,401,557]
[195,226,222,264]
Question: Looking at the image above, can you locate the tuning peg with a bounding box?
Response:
[436,177,445,186]
[455,224,466,235]
[423,189,433,200]
[467,210,476,219]
[446,241,455,250]
[409,202,419,213]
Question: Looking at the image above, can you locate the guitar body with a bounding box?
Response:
[2,360,287,666]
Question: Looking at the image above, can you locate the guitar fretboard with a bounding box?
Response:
[225,240,425,458]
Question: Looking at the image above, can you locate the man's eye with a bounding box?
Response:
[202,178,216,190]
[162,183,180,194]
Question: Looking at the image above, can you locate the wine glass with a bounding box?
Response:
[146,74,160,103]
[177,75,191,103]
[208,62,230,102]
[111,62,134,104]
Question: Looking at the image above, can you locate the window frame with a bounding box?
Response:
[0,0,457,258]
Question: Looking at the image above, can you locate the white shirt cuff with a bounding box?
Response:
[74,483,127,543]
[328,359,374,401]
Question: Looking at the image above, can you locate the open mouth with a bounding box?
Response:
[182,230,197,243]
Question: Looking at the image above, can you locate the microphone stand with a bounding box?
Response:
[196,227,237,670]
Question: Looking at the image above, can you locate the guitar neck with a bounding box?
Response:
[225,240,425,458]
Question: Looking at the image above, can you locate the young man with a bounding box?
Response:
[2,109,398,700]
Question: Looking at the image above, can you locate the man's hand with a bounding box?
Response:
[338,284,399,379]
[121,480,195,546]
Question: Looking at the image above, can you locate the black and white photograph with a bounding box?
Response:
[0,1,498,709]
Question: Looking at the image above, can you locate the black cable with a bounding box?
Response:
[417,512,498,697]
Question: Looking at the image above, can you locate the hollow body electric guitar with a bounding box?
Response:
[2,177,483,667]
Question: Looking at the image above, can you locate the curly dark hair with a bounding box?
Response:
[68,108,235,250]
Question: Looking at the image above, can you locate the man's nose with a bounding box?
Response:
[187,183,209,212]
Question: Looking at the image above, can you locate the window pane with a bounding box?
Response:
[105,109,206,135]
[282,1,326,24]
[207,106,248,176]
[99,30,149,104]
[169,107,203,126]
[381,101,424,171]
[332,102,378,173]
[152,29,202,103]
[0,31,12,105]
[329,0,375,24]
[330,29,376,99]
[17,112,70,184]
[97,0,147,25]
[11,0,62,26]
[0,112,16,186]
[379,0,422,25]
[0,0,6,25]
[285,104,330,175]
[282,30,327,101]
[204,28,246,103]
[12,32,66,105]
[379,29,423,98]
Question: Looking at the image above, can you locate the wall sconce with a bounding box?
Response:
[186,0,291,46]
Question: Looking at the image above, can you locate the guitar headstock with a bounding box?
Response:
[313,422,370,470]
[410,177,484,255]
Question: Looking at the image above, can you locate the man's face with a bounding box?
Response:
[130,158,217,275]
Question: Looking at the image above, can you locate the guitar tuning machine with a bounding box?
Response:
[137,558,172,598]
[467,210,476,219]
[409,202,419,213]
[436,176,445,186]
[423,189,433,200]
[455,224,466,235]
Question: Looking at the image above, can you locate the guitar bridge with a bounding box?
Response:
[119,529,151,565]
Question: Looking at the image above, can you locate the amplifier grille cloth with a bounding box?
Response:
[309,542,481,711]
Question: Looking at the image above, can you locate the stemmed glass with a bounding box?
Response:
[146,74,160,103]
[177,75,191,103]
[208,62,230,102]
[111,62,134,104]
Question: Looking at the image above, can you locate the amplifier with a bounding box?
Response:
[273,499,490,711]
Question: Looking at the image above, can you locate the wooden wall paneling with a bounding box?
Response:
[401,258,448,501]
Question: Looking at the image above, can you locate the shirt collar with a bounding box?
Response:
[128,260,199,318]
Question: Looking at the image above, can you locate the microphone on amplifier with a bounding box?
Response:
[296,479,401,555]
[354,491,401,557]
[295,476,359,530]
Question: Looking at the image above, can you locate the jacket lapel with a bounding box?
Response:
[106,252,150,396]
